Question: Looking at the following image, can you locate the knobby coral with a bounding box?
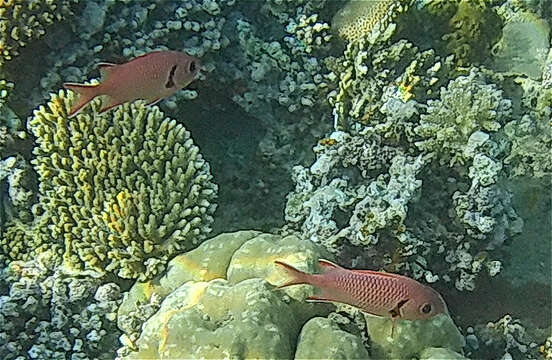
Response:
[2,90,217,280]
[0,0,75,65]
[0,257,122,360]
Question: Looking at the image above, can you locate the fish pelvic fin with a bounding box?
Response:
[274,261,312,288]
[63,82,100,118]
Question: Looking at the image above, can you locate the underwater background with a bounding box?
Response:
[0,0,550,359]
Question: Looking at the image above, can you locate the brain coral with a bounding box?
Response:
[331,0,408,43]
[8,90,217,279]
[0,0,75,65]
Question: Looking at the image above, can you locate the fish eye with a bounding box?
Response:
[189,61,196,72]
[421,303,432,314]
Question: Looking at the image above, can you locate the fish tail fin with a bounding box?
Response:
[274,261,312,288]
[63,82,100,118]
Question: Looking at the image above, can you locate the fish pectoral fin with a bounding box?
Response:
[97,62,117,80]
[389,298,409,318]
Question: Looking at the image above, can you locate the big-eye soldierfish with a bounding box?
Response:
[63,50,200,118]
[275,259,448,334]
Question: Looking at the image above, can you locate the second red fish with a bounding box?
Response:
[275,259,448,321]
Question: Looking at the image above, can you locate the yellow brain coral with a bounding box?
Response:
[2,90,218,280]
[332,0,406,42]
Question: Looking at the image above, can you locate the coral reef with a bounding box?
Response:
[285,2,544,292]
[118,230,465,359]
[465,315,546,359]
[0,1,549,359]
[0,256,122,360]
[2,90,217,279]
[503,74,552,178]
[0,79,27,156]
[2,0,339,233]
[442,0,502,67]
[0,0,75,66]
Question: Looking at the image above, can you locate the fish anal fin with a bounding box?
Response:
[99,95,123,114]
[318,259,342,273]
[305,284,338,303]
[98,62,117,80]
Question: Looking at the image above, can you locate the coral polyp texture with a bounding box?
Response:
[4,90,217,279]
[332,0,410,43]
[0,0,75,65]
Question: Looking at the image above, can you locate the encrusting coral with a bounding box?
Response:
[1,89,217,280]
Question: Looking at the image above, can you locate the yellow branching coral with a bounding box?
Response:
[6,90,218,279]
[0,0,75,65]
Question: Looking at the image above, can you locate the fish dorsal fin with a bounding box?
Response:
[97,62,117,80]
[318,259,343,273]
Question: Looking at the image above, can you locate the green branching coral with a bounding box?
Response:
[3,90,218,279]
[415,69,511,166]
[442,0,502,67]
[0,0,75,65]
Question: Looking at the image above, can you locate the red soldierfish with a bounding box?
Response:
[63,50,200,118]
[275,259,448,322]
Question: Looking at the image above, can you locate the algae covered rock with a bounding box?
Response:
[366,312,465,359]
[294,316,371,359]
[420,346,467,359]
[117,230,333,356]
[227,231,333,285]
[3,89,217,280]
[117,230,260,332]
[126,278,300,360]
